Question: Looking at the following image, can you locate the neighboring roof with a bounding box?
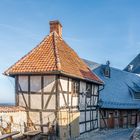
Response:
[82,59,101,70]
[0,106,25,112]
[84,59,140,109]
[4,32,102,84]
[124,53,140,74]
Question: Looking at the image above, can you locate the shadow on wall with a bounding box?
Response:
[58,110,80,140]
[24,110,80,140]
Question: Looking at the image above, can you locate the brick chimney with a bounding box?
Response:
[49,20,62,37]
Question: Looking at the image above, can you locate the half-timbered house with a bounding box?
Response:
[4,21,103,139]
[84,59,140,129]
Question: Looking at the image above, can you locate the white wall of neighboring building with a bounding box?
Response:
[0,110,27,135]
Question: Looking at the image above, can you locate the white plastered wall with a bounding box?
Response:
[18,76,29,108]
[30,76,42,109]
[18,76,28,91]
[30,76,41,92]
[30,94,42,109]
[0,111,27,135]
[59,77,68,107]
[18,75,57,133]
[43,76,56,110]
[44,76,56,92]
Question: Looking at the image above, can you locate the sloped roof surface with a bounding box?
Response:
[124,53,140,74]
[84,59,140,109]
[4,32,102,84]
[83,59,100,70]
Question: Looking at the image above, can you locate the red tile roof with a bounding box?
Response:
[4,32,103,84]
[0,106,25,112]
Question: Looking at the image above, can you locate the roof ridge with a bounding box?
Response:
[52,32,61,71]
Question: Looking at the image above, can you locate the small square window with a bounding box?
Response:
[104,68,110,77]
[86,83,92,98]
[133,92,140,99]
[101,110,107,118]
[71,80,79,96]
[114,110,118,117]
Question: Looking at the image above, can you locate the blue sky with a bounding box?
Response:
[0,0,140,103]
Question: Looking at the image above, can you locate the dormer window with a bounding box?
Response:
[128,83,140,100]
[103,60,110,77]
[133,92,140,99]
[104,68,110,77]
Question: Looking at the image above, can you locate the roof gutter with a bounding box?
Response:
[4,70,104,85]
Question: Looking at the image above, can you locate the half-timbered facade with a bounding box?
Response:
[84,59,140,129]
[4,21,103,139]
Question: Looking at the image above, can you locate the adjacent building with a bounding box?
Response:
[4,21,103,139]
[0,106,26,135]
[84,59,140,129]
[124,53,140,75]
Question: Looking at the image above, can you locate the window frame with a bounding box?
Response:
[104,68,110,77]
[71,79,80,96]
[86,83,92,98]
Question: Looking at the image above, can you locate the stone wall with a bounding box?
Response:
[0,107,27,135]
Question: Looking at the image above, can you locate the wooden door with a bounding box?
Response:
[108,113,114,128]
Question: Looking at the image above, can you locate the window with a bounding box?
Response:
[104,69,109,77]
[103,61,110,77]
[71,80,79,96]
[86,83,92,98]
[114,110,118,117]
[104,67,110,77]
[133,92,140,99]
[101,110,107,118]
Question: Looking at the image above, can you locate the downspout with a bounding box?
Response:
[98,84,108,129]
[135,109,140,127]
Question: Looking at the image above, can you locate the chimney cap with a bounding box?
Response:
[49,20,62,37]
[49,20,62,27]
[106,60,110,66]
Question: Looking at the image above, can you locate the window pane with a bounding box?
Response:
[71,80,79,96]
[86,83,92,98]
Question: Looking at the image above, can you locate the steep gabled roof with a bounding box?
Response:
[84,59,140,109]
[4,32,103,84]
